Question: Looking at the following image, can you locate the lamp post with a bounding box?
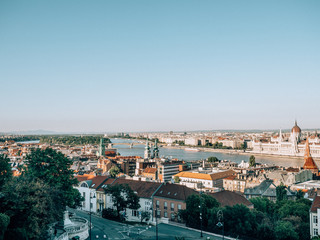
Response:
[217,210,224,240]
[89,191,96,240]
[198,182,203,238]
[155,207,158,240]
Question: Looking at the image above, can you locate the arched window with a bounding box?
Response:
[81,182,88,188]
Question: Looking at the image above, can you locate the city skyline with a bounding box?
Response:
[1,1,320,132]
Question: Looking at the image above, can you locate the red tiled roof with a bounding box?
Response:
[311,196,320,213]
[209,190,253,208]
[143,168,157,174]
[154,183,198,201]
[111,179,162,198]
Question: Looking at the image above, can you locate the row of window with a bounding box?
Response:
[156,200,181,211]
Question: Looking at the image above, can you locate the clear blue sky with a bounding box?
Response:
[1,0,319,132]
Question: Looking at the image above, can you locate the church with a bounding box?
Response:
[251,121,320,158]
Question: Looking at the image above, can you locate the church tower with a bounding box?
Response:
[153,139,159,159]
[303,138,319,176]
[144,140,151,159]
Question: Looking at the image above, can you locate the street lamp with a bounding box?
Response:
[198,183,203,238]
[217,210,224,240]
[89,191,96,240]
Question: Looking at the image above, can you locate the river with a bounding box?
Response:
[110,138,314,168]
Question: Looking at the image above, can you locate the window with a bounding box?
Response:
[156,200,160,208]
[90,203,93,209]
[156,210,161,218]
[164,211,168,218]
[178,204,181,210]
[83,192,86,198]
[132,210,137,217]
[164,201,167,209]
[314,216,318,224]
[171,203,174,211]
[314,228,318,236]
[171,213,175,220]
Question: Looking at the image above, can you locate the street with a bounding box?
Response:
[68,208,230,240]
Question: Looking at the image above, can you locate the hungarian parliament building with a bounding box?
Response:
[251,121,320,158]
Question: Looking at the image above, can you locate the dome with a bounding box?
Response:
[291,120,301,133]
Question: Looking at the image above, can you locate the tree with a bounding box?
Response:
[256,218,275,240]
[180,194,220,229]
[140,211,151,223]
[207,156,219,163]
[296,190,304,200]
[276,183,288,202]
[105,184,140,220]
[109,165,120,178]
[0,154,12,191]
[274,221,299,240]
[0,213,10,240]
[25,148,82,208]
[0,176,64,240]
[174,176,180,183]
[250,197,276,216]
[223,204,257,237]
[249,155,256,167]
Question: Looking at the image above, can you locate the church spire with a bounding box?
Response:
[304,137,311,159]
[303,137,319,175]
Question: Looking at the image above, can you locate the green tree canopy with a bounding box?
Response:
[207,156,219,163]
[0,176,64,240]
[223,204,257,236]
[180,194,220,229]
[276,183,288,202]
[109,165,120,178]
[0,213,10,240]
[25,148,82,208]
[105,184,140,220]
[274,221,299,240]
[0,154,12,191]
[249,155,256,167]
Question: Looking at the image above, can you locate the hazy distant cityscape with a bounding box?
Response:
[1,0,320,240]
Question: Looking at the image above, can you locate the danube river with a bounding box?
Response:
[110,138,314,168]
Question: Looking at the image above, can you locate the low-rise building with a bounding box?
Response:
[153,183,198,223]
[310,195,320,238]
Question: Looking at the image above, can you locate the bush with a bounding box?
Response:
[102,208,118,221]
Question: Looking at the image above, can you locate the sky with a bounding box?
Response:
[1,0,320,133]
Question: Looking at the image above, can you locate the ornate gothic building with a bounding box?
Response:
[251,121,320,158]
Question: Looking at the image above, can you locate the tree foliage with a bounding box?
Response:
[0,176,64,240]
[207,156,219,163]
[105,184,140,220]
[0,154,12,191]
[0,213,10,240]
[109,165,120,178]
[180,194,220,229]
[249,155,256,167]
[25,148,82,208]
[276,183,288,202]
[274,221,299,240]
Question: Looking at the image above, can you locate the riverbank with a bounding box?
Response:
[161,144,312,160]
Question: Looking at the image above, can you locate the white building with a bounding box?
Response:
[310,196,320,238]
[251,121,320,157]
[75,175,110,213]
[104,179,162,222]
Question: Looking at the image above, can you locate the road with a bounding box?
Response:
[68,208,229,240]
